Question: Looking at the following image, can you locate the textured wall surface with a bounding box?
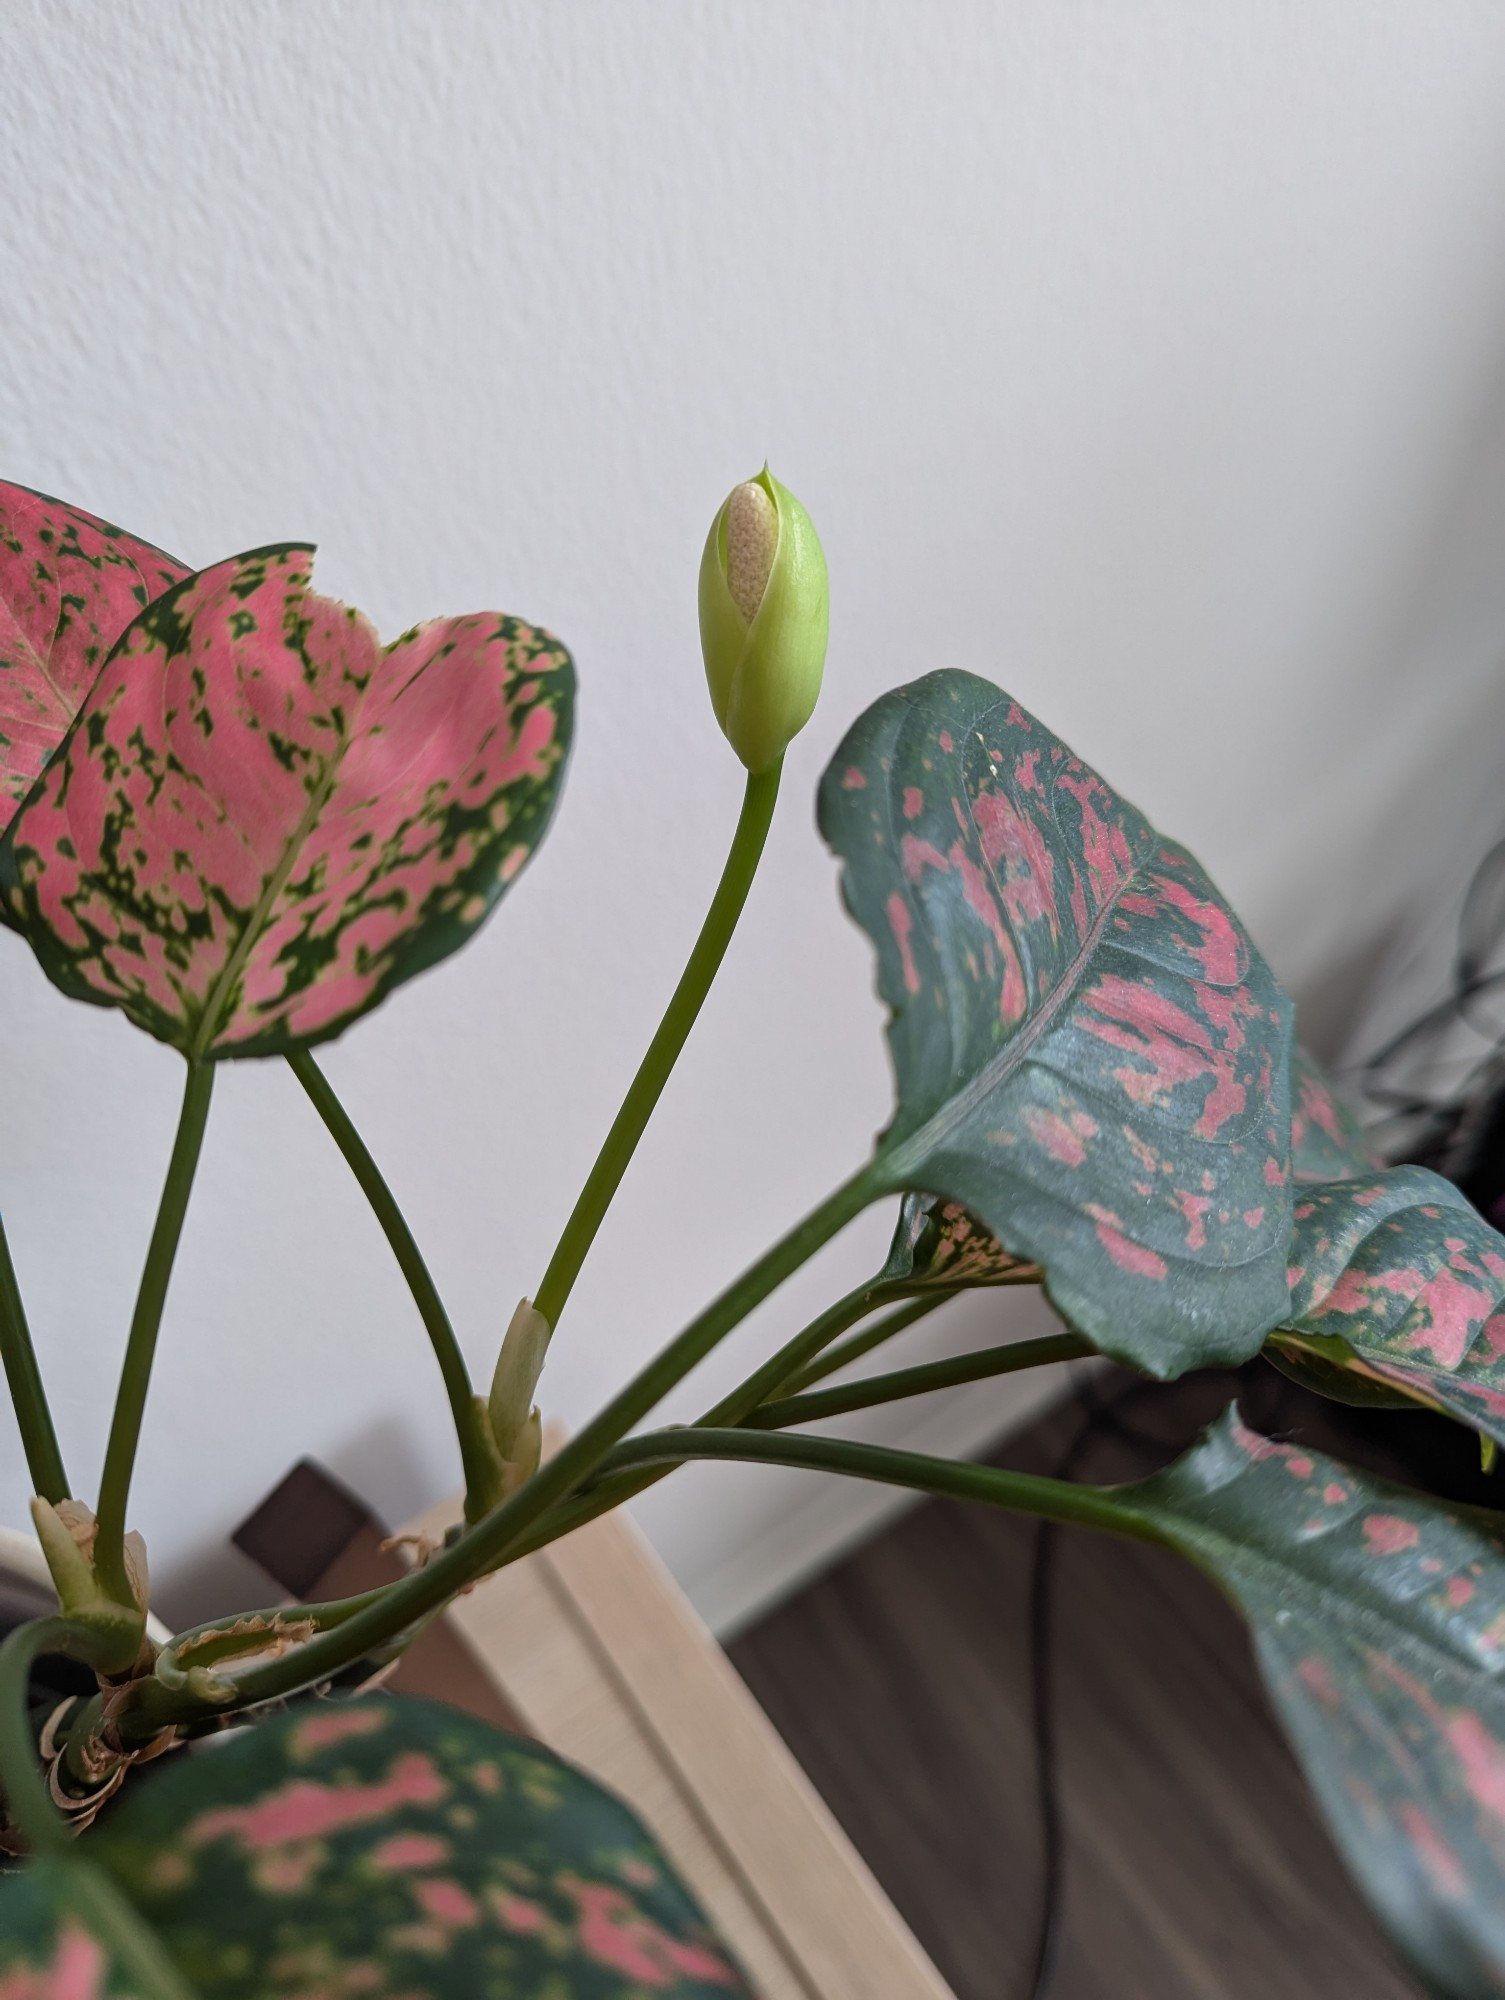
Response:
[6,2,1505,1630]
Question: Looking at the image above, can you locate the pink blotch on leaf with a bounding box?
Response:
[841,766,866,790]
[1447,1576,1477,1608]
[1243,1208,1265,1228]
[1401,1266,1497,1370]
[1295,1656,1340,1708]
[372,1832,449,1873]
[0,1925,112,2000]
[1285,1455,1314,1480]
[1171,1189,1211,1251]
[1153,871,1244,985]
[1399,1805,1468,1901]
[900,833,948,883]
[189,1750,446,1851]
[902,786,924,820]
[1023,1106,1087,1168]
[1446,1711,1505,1821]
[887,892,921,997]
[1363,1514,1421,1557]
[938,730,954,753]
[1323,1483,1348,1506]
[292,1706,388,1757]
[565,1881,742,1989]
[415,1877,480,1929]
[490,1889,548,1935]
[1086,1205,1168,1280]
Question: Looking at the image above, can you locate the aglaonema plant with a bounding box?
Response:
[0,471,1502,1998]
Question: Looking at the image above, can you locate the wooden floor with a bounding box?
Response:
[728,1367,1430,2000]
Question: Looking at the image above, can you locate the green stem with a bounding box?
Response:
[96,1061,215,1607]
[745,1333,1093,1429]
[785,1273,1042,1394]
[778,1292,948,1396]
[124,1157,882,1736]
[518,1283,950,1543]
[0,1616,72,1854]
[597,1426,1160,1540]
[43,1857,200,2000]
[0,1620,196,1995]
[534,760,782,1332]
[0,1212,68,1503]
[287,1050,496,1517]
[698,1277,910,1426]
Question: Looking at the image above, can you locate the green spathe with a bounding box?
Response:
[699,467,829,772]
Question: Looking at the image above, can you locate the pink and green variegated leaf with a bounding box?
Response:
[1120,1408,1505,1996]
[0,1698,749,1998]
[0,482,189,831]
[881,1190,1038,1291]
[820,671,1294,1375]
[0,1865,139,1997]
[1292,1043,1379,1185]
[1269,1166,1505,1445]
[0,545,574,1059]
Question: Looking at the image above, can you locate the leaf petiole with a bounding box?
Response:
[287,1050,499,1518]
[95,1062,215,1610]
[533,760,782,1333]
[0,1212,68,1504]
[742,1332,1093,1430]
[120,1155,885,1732]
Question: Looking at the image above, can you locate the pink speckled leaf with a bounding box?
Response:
[0,1697,749,1997]
[1291,1044,1379,1184]
[0,482,188,832]
[1269,1167,1505,1446]
[0,545,574,1059]
[1121,1407,1505,1995]
[820,672,1294,1374]
[881,1190,1038,1291]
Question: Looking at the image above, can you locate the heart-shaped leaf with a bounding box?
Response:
[820,671,1294,1374]
[0,1697,749,1997]
[1122,1407,1505,1997]
[1270,1166,1505,1446]
[1292,1044,1379,1184]
[0,481,188,831]
[0,545,574,1059]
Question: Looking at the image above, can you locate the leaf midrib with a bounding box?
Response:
[187,680,370,1062]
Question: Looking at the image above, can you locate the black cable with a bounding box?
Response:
[1358,829,1505,1171]
[1022,1361,1300,1998]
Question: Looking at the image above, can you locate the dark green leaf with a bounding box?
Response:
[0,1860,141,1995]
[820,671,1294,1374]
[0,1697,749,1997]
[1122,1407,1505,1998]
[1270,1167,1505,1447]
[1291,1044,1378,1184]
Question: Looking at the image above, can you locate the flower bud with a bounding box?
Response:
[698,467,829,773]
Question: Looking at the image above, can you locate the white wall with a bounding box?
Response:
[5,1,1505,1633]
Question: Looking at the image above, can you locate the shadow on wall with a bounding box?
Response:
[1290,319,1505,1069]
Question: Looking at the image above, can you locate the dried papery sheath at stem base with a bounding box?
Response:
[699,467,829,772]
